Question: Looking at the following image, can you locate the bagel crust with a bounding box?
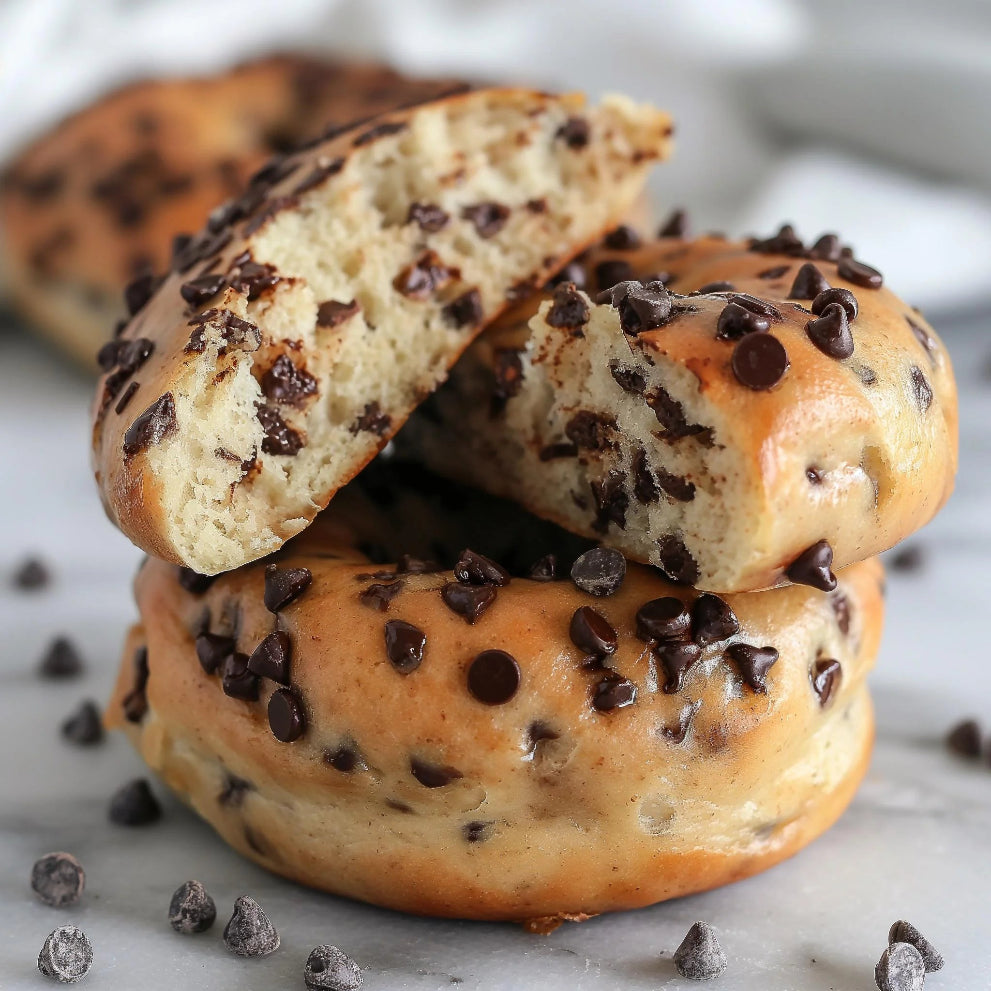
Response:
[404,230,958,592]
[107,477,882,924]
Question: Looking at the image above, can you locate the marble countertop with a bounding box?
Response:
[2,311,989,990]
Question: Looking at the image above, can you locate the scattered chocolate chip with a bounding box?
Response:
[180,274,226,307]
[725,643,779,693]
[121,645,149,722]
[462,201,510,238]
[749,223,805,256]
[38,926,93,984]
[556,116,590,149]
[39,637,83,679]
[603,225,642,250]
[565,410,616,451]
[195,633,234,675]
[467,649,521,705]
[888,921,944,973]
[617,284,672,334]
[788,262,830,300]
[657,209,689,238]
[812,287,858,321]
[786,540,837,591]
[394,250,458,298]
[442,582,497,623]
[109,778,162,826]
[221,653,259,701]
[806,303,854,359]
[60,700,103,746]
[674,922,728,981]
[632,449,659,504]
[910,366,933,411]
[178,568,216,594]
[656,534,700,585]
[657,639,702,692]
[13,556,50,590]
[443,289,484,328]
[218,773,254,807]
[229,261,280,301]
[359,581,403,612]
[455,549,510,586]
[809,232,843,261]
[571,547,626,596]
[408,201,449,231]
[890,545,925,572]
[946,719,981,758]
[123,270,160,316]
[731,333,789,390]
[261,354,318,406]
[609,363,647,394]
[223,896,280,957]
[591,673,637,712]
[811,657,842,706]
[247,631,291,684]
[590,471,629,531]
[123,393,177,457]
[257,405,304,455]
[528,555,557,581]
[547,282,589,329]
[594,260,635,293]
[305,944,363,990]
[635,597,690,642]
[716,301,770,339]
[384,620,426,674]
[268,688,306,742]
[113,381,140,415]
[264,565,312,612]
[838,257,883,289]
[691,593,739,645]
[31,852,85,908]
[169,880,217,934]
[875,943,925,991]
[316,299,360,327]
[655,467,696,503]
[758,264,791,280]
[569,606,617,656]
[411,758,463,787]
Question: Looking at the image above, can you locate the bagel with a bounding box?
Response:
[89,87,673,575]
[106,463,882,925]
[403,225,957,592]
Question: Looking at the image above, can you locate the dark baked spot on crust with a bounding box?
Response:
[463,821,494,843]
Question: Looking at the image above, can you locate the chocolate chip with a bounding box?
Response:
[569,606,617,656]
[180,273,226,307]
[786,540,837,591]
[838,257,883,289]
[462,202,509,238]
[571,547,626,596]
[325,745,363,773]
[467,649,521,705]
[219,773,254,807]
[291,157,344,195]
[809,233,843,261]
[38,926,93,984]
[788,262,830,299]
[108,778,162,826]
[39,637,84,679]
[247,631,291,684]
[257,405,304,455]
[316,299,360,327]
[123,270,160,316]
[221,652,260,701]
[350,401,392,437]
[888,921,944,973]
[716,302,770,339]
[590,471,629,531]
[657,640,702,692]
[243,195,298,236]
[832,592,852,635]
[657,209,689,238]
[568,411,617,453]
[556,116,590,148]
[229,261,281,301]
[264,565,312,612]
[305,944,363,990]
[123,393,176,456]
[656,534,700,585]
[811,657,842,706]
[248,154,298,187]
[61,700,103,746]
[691,593,739,645]
[594,260,635,293]
[875,943,925,991]
[547,283,589,329]
[396,554,442,575]
[122,645,149,722]
[674,922,727,981]
[463,821,493,844]
[268,688,305,742]
[169,880,217,934]
[454,549,510,586]
[31,852,85,908]
[591,673,637,712]
[393,250,457,298]
[407,201,449,231]
[195,633,234,674]
[731,333,789,390]
[617,284,672,334]
[411,758,463,787]
[910,366,933,411]
[946,719,981,758]
[113,381,139,415]
[635,597,690,642]
[441,580,496,624]
[632,449,659,504]
[178,568,216,594]
[223,896,280,957]
[655,467,696,503]
[806,302,854,359]
[812,287,858,321]
[603,224,641,250]
[758,264,790,279]
[906,315,937,364]
[261,355,317,406]
[749,223,806,256]
[443,289,484,328]
[353,120,407,146]
[384,620,426,674]
[528,555,557,581]
[725,643,779,692]
[609,362,647,394]
[188,308,261,353]
[359,581,402,611]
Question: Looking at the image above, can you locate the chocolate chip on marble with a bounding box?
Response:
[261,354,317,405]
[257,405,304,456]
[656,534,700,586]
[838,256,883,289]
[674,921,728,981]
[39,637,84,679]
[571,547,626,596]
[411,758,463,787]
[591,673,637,712]
[570,606,617,656]
[407,201,450,231]
[304,945,363,991]
[657,208,689,238]
[454,549,510,586]
[316,299,360,327]
[264,564,312,612]
[546,282,589,329]
[716,301,770,339]
[732,333,789,390]
[169,880,217,934]
[38,926,93,984]
[806,302,854,359]
[178,568,216,594]
[888,921,944,973]
[384,620,426,674]
[786,540,837,591]
[556,116,590,149]
[196,633,235,675]
[875,943,925,991]
[691,593,740,645]
[657,639,702,692]
[462,201,510,238]
[268,688,306,742]
[443,289,484,328]
[218,773,254,807]
[725,643,779,693]
[812,287,858,321]
[528,555,557,582]
[221,652,260,701]
[247,631,291,684]
[946,719,982,759]
[635,597,690,642]
[123,393,176,456]
[811,657,842,706]
[122,646,149,722]
[108,778,162,826]
[60,701,104,746]
[31,852,85,908]
[604,224,642,250]
[441,582,496,623]
[910,366,933,411]
[13,556,50,590]
[359,581,403,612]
[223,896,280,957]
[467,650,521,705]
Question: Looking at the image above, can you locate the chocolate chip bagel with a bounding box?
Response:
[0,54,465,367]
[106,465,882,926]
[403,224,957,593]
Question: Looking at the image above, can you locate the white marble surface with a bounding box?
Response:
[2,311,990,989]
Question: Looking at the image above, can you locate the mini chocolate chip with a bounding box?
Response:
[394,250,457,298]
[809,233,843,261]
[218,773,254,807]
[547,282,589,329]
[786,540,837,591]
[875,944,924,991]
[617,284,672,334]
[656,535,700,585]
[455,549,510,586]
[305,944,363,991]
[731,333,789,390]
[462,202,509,238]
[247,631,291,684]
[838,257,883,288]
[109,778,162,825]
[603,224,642,250]
[261,354,318,405]
[657,209,689,238]
[467,649,521,705]
[411,758,463,787]
[570,606,617,656]
[594,260,635,293]
[812,287,858,321]
[350,401,392,436]
[221,652,260,701]
[196,632,235,675]
[806,302,854,359]
[716,302,769,339]
[123,393,177,456]
[257,405,304,455]
[384,620,426,674]
[788,262,830,300]
[571,547,626,596]
[180,273,226,306]
[178,568,216,594]
[811,657,842,706]
[556,116,590,148]
[610,362,647,394]
[888,921,944,973]
[264,565,312,612]
[61,700,104,746]
[359,581,402,611]
[441,582,496,623]
[269,688,305,742]
[910,366,933,411]
[726,643,779,693]
[674,922,727,981]
[443,289,484,328]
[123,270,160,315]
[169,880,217,934]
[223,896,280,957]
[749,223,805,256]
[325,745,363,773]
[946,719,981,758]
[316,298,360,327]
[657,639,702,692]
[113,381,140,415]
[591,673,637,712]
[407,201,449,231]
[758,264,791,279]
[38,926,93,984]
[39,637,84,679]
[13,556,49,590]
[636,597,690,642]
[528,554,557,581]
[691,593,740,645]
[31,852,85,908]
